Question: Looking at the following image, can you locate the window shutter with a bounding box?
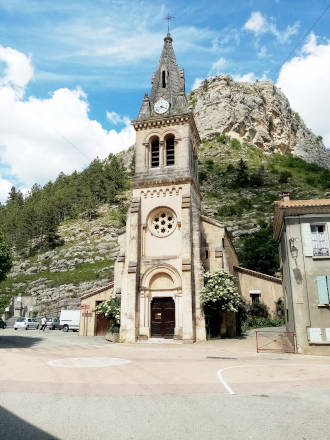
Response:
[308,328,322,342]
[301,222,313,256]
[325,328,330,342]
[316,276,329,304]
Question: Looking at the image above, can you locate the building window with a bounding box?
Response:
[166,136,175,165]
[149,207,177,238]
[311,224,329,256]
[250,291,261,304]
[205,249,209,259]
[162,70,166,88]
[151,139,159,167]
[316,275,330,304]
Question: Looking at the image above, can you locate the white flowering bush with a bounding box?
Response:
[95,297,121,323]
[201,271,241,312]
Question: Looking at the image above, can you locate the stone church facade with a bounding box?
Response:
[113,33,238,343]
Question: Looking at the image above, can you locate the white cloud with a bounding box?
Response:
[0,45,136,196]
[233,72,257,82]
[0,46,34,92]
[244,11,299,43]
[210,57,227,75]
[244,12,266,34]
[106,111,130,126]
[191,78,203,90]
[277,33,330,148]
[0,175,13,203]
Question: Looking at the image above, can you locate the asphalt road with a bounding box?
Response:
[1,328,330,440]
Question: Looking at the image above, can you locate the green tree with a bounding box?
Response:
[238,223,279,276]
[235,159,249,186]
[0,230,12,282]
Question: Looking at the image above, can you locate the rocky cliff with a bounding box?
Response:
[3,204,124,316]
[189,75,330,169]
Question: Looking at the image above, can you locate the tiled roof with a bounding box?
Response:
[81,281,114,300]
[273,198,330,239]
[274,199,330,208]
[233,266,282,284]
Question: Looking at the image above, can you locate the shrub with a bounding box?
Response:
[275,298,285,319]
[230,138,241,151]
[199,169,208,183]
[216,134,229,144]
[293,111,301,122]
[202,79,208,91]
[217,204,241,217]
[279,170,292,184]
[247,302,269,318]
[205,158,214,170]
[95,296,121,323]
[201,271,241,312]
[241,317,284,333]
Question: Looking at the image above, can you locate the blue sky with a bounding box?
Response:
[0,0,330,200]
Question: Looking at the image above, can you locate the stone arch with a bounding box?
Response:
[141,264,181,291]
[161,128,179,141]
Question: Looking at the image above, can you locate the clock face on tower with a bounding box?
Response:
[154,98,169,114]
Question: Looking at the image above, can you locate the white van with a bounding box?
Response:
[60,310,80,332]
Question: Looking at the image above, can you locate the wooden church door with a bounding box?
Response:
[151,297,175,338]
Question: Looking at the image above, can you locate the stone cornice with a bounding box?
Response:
[132,176,201,197]
[132,113,201,145]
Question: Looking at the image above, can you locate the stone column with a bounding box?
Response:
[191,191,206,341]
[159,141,165,167]
[180,192,194,342]
[120,197,140,343]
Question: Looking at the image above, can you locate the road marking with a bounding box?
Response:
[217,365,262,395]
[48,357,131,368]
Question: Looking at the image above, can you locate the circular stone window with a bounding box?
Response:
[149,208,177,238]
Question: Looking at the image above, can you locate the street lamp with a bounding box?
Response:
[289,237,298,260]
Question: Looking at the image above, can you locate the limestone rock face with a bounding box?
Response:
[4,204,121,317]
[190,75,330,168]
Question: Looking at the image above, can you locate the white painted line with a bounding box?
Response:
[217,365,263,395]
[48,357,131,368]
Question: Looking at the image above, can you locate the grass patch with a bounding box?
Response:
[0,259,115,294]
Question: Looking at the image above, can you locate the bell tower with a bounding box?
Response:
[116,32,206,343]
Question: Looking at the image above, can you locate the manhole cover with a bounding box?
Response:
[48,357,131,368]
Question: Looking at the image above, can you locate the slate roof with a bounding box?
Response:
[137,33,189,120]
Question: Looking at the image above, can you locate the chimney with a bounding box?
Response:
[282,191,290,201]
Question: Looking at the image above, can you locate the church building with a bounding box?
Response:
[113,33,239,343]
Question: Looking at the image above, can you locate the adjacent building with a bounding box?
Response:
[234,266,283,317]
[274,194,330,354]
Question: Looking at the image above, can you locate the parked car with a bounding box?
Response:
[46,317,60,330]
[14,317,39,330]
[0,318,6,329]
[60,310,80,332]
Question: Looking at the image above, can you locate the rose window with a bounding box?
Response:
[149,208,177,237]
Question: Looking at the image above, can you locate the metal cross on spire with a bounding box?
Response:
[164,14,175,33]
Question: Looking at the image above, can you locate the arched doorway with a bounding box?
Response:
[151,297,175,338]
[139,265,181,339]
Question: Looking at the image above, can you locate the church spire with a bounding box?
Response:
[137,33,189,121]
